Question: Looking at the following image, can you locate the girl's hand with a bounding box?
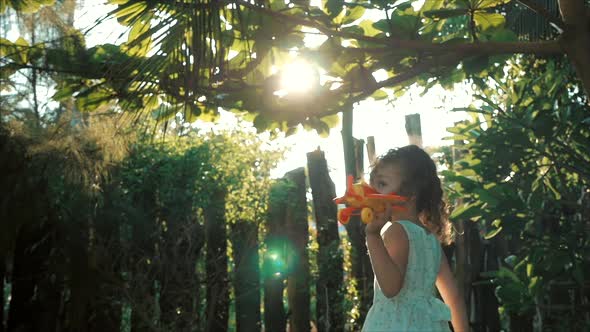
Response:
[365,205,392,235]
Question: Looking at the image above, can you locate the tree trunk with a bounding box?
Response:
[284,168,311,332]
[232,221,261,332]
[306,149,344,332]
[204,189,229,332]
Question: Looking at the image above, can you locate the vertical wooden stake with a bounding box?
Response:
[405,114,423,148]
[366,136,376,166]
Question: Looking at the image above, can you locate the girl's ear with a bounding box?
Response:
[418,211,428,224]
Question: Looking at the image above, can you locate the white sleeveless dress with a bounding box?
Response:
[362,220,451,332]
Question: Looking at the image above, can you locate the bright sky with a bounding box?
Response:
[71,2,472,196]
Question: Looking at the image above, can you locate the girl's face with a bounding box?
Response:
[370,163,403,195]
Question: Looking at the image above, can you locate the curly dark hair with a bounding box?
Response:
[369,145,453,245]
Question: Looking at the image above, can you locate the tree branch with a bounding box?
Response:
[381,40,562,55]
[340,40,562,57]
[375,55,462,90]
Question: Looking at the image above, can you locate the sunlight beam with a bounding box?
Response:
[279,60,317,94]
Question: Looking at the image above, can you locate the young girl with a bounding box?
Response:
[362,145,469,332]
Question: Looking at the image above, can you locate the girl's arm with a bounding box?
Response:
[365,222,409,298]
[435,253,470,332]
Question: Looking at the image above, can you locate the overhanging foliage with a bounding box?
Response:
[2,0,589,134]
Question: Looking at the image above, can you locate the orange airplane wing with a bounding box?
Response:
[366,193,409,202]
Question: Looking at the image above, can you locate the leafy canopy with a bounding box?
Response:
[2,0,569,134]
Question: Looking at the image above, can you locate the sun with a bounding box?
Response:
[279,60,317,94]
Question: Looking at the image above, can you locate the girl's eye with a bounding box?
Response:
[377,181,387,188]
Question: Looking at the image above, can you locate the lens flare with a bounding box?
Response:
[279,60,316,93]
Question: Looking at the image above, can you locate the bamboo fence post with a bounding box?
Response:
[307,149,344,332]
[405,114,423,148]
[366,136,376,166]
[284,168,311,332]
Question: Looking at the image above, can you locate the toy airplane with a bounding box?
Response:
[333,175,409,224]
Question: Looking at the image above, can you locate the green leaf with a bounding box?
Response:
[184,104,207,123]
[474,188,500,206]
[321,114,340,128]
[371,89,388,100]
[372,19,390,33]
[253,114,270,132]
[52,85,76,101]
[543,178,561,200]
[14,37,29,63]
[152,104,177,122]
[342,6,366,24]
[0,37,13,57]
[76,88,113,111]
[476,0,511,9]
[421,0,445,11]
[489,28,517,42]
[503,256,518,268]
[423,8,469,20]
[143,94,160,111]
[528,276,540,293]
[450,202,482,220]
[112,1,148,26]
[323,0,344,18]
[572,265,584,284]
[474,12,505,30]
[441,170,478,190]
[484,226,502,239]
[125,18,152,56]
[1,0,55,13]
[389,12,420,39]
[359,20,383,37]
[463,56,489,75]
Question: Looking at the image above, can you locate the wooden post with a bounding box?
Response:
[366,136,376,166]
[405,114,423,148]
[354,138,365,179]
[451,124,468,317]
[307,149,344,332]
[264,181,289,332]
[232,221,261,332]
[204,189,229,332]
[342,109,356,180]
[340,108,373,329]
[0,252,4,332]
[284,168,311,332]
